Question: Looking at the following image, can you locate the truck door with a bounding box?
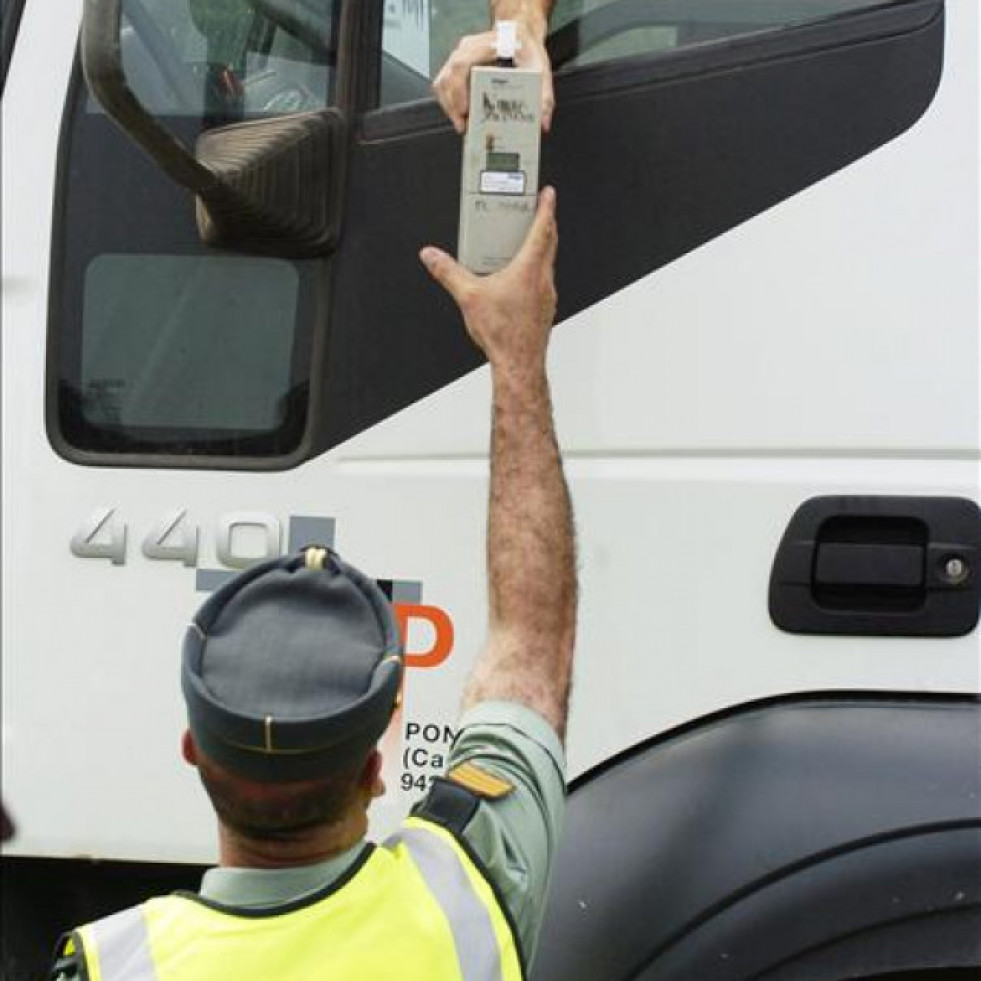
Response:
[31,0,975,864]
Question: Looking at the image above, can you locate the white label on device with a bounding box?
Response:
[480,171,527,195]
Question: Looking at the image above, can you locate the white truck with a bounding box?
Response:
[2,0,978,978]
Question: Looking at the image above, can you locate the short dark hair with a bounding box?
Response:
[196,752,367,842]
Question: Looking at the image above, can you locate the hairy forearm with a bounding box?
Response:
[491,0,555,36]
[462,366,577,741]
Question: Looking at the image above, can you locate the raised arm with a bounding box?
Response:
[420,187,576,742]
[433,0,558,134]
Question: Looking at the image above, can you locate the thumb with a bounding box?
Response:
[541,73,555,133]
[515,186,557,267]
[420,246,475,302]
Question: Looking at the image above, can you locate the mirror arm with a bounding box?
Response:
[81,0,221,197]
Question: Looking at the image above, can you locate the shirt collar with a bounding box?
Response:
[199,841,366,909]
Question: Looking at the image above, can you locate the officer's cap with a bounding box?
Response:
[182,547,403,783]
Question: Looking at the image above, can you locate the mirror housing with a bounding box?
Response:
[193,110,342,254]
[81,0,344,256]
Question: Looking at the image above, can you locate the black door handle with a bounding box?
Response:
[814,542,923,588]
[769,497,980,637]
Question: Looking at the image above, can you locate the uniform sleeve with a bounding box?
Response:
[429,700,566,965]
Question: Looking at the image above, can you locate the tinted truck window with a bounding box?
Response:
[379,0,915,105]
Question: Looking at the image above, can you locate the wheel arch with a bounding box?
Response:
[532,691,981,980]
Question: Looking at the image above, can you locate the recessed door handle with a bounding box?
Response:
[814,542,923,589]
[770,497,980,637]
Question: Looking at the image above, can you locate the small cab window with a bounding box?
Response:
[80,255,297,435]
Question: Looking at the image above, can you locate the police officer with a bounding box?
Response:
[50,186,574,979]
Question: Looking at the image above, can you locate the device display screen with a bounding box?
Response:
[486,151,521,172]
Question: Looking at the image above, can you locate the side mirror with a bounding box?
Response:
[81,0,344,256]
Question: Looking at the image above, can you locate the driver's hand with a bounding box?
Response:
[433,17,554,135]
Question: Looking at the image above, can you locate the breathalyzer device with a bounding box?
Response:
[457,21,542,275]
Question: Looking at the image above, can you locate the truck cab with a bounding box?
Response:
[2,1,978,977]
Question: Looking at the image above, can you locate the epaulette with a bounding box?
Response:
[412,762,515,834]
[49,932,87,981]
[447,761,515,800]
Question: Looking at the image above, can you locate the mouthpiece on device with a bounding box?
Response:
[495,20,520,63]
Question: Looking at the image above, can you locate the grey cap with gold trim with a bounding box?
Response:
[181,547,403,783]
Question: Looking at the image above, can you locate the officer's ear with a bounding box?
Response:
[364,749,385,799]
[181,729,199,768]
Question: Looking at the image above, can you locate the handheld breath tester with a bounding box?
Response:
[457,21,542,275]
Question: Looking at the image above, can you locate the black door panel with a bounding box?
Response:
[316,0,943,453]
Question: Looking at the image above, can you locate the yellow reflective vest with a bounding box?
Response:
[67,818,524,981]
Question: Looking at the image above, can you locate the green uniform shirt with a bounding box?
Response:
[200,701,567,962]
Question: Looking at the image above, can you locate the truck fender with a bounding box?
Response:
[533,692,981,980]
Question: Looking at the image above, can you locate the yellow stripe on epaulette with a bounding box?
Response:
[447,761,514,799]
